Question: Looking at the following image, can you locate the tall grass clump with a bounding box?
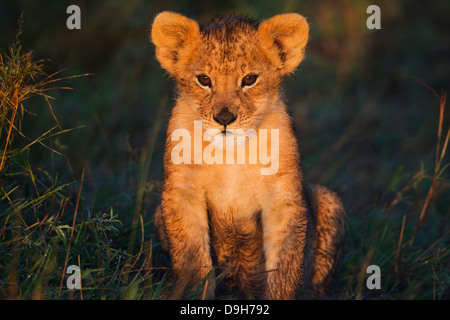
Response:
[0,17,134,300]
[341,85,450,300]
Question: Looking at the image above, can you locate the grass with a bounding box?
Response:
[337,86,450,299]
[0,4,449,300]
[0,17,144,300]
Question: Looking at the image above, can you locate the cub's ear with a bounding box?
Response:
[258,13,309,74]
[151,11,200,73]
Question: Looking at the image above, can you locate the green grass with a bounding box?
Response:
[0,2,449,300]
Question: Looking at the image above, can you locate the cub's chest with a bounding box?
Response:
[203,164,262,219]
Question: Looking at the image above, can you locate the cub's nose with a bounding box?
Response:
[213,107,237,127]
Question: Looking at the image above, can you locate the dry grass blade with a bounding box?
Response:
[0,18,91,174]
[406,85,448,248]
[394,214,407,273]
[58,166,85,296]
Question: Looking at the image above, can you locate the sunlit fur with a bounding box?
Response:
[151,11,346,299]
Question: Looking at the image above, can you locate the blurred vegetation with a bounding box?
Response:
[0,0,449,299]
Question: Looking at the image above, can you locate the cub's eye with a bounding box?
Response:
[241,74,258,87]
[196,74,212,87]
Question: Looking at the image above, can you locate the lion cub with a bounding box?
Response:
[151,11,346,299]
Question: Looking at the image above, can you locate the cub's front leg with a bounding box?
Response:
[160,182,215,299]
[261,183,312,300]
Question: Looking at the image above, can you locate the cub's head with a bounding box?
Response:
[151,12,309,132]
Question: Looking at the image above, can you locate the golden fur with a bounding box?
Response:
[150,11,346,299]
